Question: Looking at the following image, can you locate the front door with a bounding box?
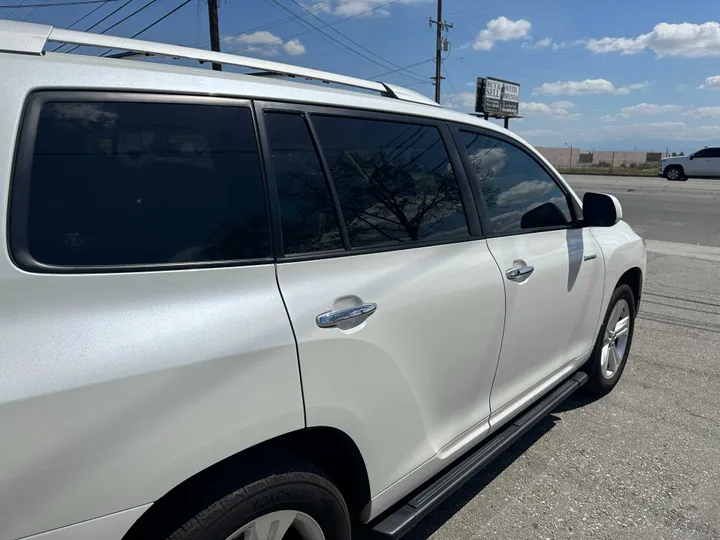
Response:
[452,127,598,424]
[259,106,506,500]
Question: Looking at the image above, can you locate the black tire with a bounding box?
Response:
[665,165,684,181]
[584,284,636,395]
[167,464,351,540]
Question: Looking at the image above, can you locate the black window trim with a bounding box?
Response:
[9,90,276,274]
[448,122,583,238]
[254,100,484,262]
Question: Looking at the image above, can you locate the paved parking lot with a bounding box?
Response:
[380,175,720,540]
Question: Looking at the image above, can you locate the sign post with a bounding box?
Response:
[474,77,522,129]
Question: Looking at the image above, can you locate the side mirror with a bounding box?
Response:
[583,192,622,227]
[689,155,694,160]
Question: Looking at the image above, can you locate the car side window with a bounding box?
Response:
[17,100,270,268]
[457,130,573,234]
[264,112,343,255]
[694,148,712,158]
[707,148,720,158]
[311,115,469,248]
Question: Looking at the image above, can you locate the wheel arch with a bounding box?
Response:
[121,427,371,540]
[617,266,643,312]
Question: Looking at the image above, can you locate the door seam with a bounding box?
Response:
[484,237,509,417]
[274,264,308,427]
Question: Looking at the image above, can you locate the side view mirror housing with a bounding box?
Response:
[689,155,694,160]
[582,192,622,227]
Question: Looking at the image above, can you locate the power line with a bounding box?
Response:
[51,0,133,51]
[58,0,111,30]
[443,64,472,105]
[224,0,401,55]
[5,0,31,17]
[262,0,423,82]
[0,0,123,7]
[64,0,161,53]
[283,0,427,82]
[94,0,158,35]
[99,0,191,55]
[20,0,47,21]
[369,58,434,80]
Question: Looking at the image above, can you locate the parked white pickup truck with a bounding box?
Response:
[659,147,720,180]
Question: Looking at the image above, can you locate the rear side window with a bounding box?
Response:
[264,112,343,254]
[14,99,270,268]
[457,131,572,234]
[311,116,469,248]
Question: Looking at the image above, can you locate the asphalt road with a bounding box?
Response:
[366,175,720,540]
[566,174,720,247]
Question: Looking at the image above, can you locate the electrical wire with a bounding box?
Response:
[0,0,123,7]
[64,0,161,53]
[58,0,111,30]
[261,0,426,84]
[5,0,30,17]
[369,58,434,80]
[19,0,47,21]
[283,0,427,82]
[224,0,400,55]
[99,0,191,55]
[51,0,133,51]
[443,64,472,105]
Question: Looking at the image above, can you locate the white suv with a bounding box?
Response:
[659,146,720,180]
[0,20,646,540]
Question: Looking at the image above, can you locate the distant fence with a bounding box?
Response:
[536,147,671,173]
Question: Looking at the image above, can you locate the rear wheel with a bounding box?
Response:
[167,465,351,540]
[585,284,636,395]
[665,165,684,181]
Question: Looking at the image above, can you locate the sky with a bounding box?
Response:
[4,0,720,152]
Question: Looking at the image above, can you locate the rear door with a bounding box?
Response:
[258,104,506,499]
[452,127,603,426]
[688,148,713,175]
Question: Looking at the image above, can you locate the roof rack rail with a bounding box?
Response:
[0,19,440,108]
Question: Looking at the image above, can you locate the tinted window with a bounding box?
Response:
[458,131,572,233]
[312,116,469,248]
[706,148,720,158]
[694,148,712,158]
[265,112,343,254]
[22,101,269,267]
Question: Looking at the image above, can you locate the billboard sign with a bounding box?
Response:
[475,77,520,116]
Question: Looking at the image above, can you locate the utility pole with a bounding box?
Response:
[429,1,452,104]
[207,0,222,71]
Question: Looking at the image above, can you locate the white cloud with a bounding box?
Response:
[222,31,306,56]
[700,75,720,89]
[473,16,531,51]
[533,78,648,95]
[307,0,423,18]
[520,101,578,118]
[517,129,561,138]
[677,83,689,90]
[627,81,650,90]
[585,21,720,58]
[685,106,720,118]
[619,103,683,116]
[552,41,567,50]
[586,36,649,55]
[523,37,553,49]
[443,92,476,111]
[600,114,617,122]
[497,180,553,206]
[282,39,306,55]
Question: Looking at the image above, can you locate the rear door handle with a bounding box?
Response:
[316,303,377,328]
[506,266,534,281]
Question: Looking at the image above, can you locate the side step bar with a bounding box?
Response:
[372,371,588,539]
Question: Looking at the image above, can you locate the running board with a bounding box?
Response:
[372,371,588,539]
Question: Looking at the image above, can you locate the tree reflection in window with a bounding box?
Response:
[313,117,469,248]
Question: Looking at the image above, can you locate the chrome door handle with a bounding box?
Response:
[506,266,534,280]
[316,303,377,328]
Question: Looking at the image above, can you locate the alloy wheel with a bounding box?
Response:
[600,299,631,379]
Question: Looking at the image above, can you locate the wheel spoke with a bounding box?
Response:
[247,511,297,540]
[607,344,619,373]
[600,343,611,372]
[615,316,630,337]
[607,303,621,330]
